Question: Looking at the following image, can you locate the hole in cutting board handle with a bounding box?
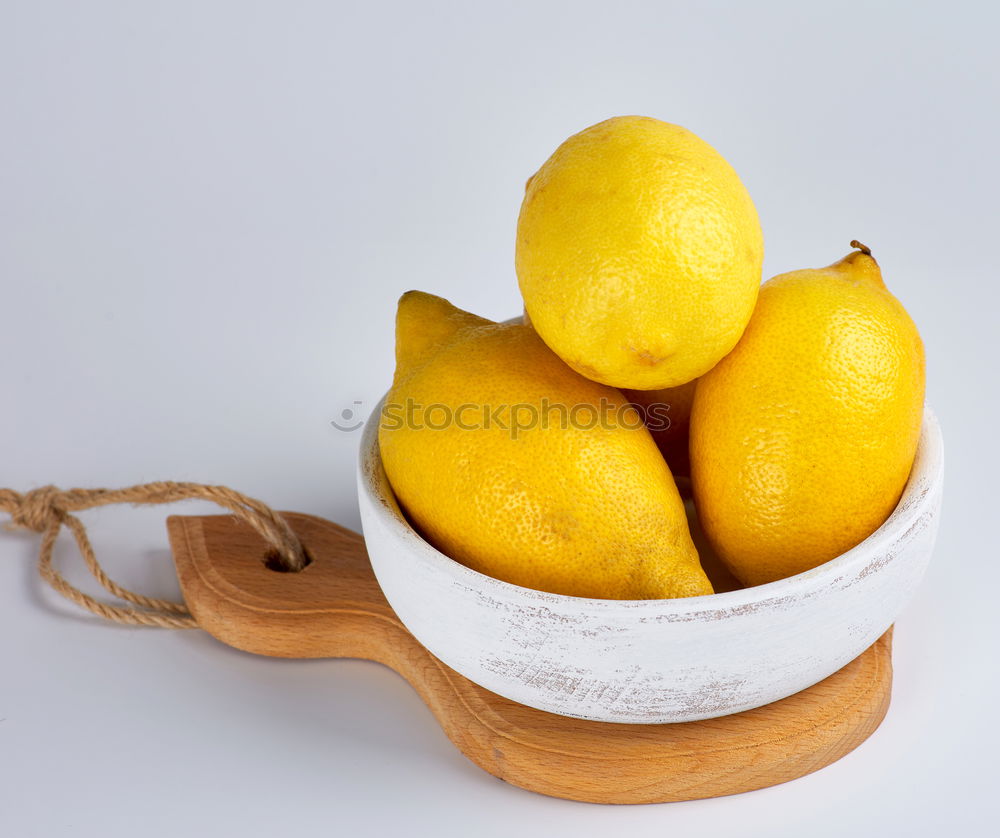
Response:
[262,547,314,573]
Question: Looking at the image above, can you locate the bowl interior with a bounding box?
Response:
[358,397,943,613]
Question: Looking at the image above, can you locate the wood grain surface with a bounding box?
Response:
[167,511,893,804]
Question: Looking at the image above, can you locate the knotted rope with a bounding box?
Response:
[0,482,307,629]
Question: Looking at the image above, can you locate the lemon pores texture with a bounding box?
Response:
[379,292,713,600]
[516,116,764,390]
[690,256,926,586]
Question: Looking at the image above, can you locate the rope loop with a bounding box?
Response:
[0,482,307,628]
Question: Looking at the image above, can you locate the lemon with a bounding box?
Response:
[379,291,713,600]
[690,244,926,586]
[516,115,764,390]
[623,379,698,477]
[528,304,698,476]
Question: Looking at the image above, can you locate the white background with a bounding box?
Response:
[1,2,997,835]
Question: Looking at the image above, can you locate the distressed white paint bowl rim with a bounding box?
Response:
[357,396,943,723]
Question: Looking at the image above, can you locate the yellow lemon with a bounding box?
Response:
[623,379,698,478]
[379,291,712,600]
[690,243,926,586]
[516,115,764,389]
[527,304,697,476]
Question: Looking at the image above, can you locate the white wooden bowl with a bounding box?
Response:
[357,400,943,724]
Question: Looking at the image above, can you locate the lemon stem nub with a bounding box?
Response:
[850,240,872,257]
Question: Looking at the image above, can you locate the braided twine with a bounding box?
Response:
[0,482,307,628]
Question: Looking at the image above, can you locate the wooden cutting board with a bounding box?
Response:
[166,511,892,805]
